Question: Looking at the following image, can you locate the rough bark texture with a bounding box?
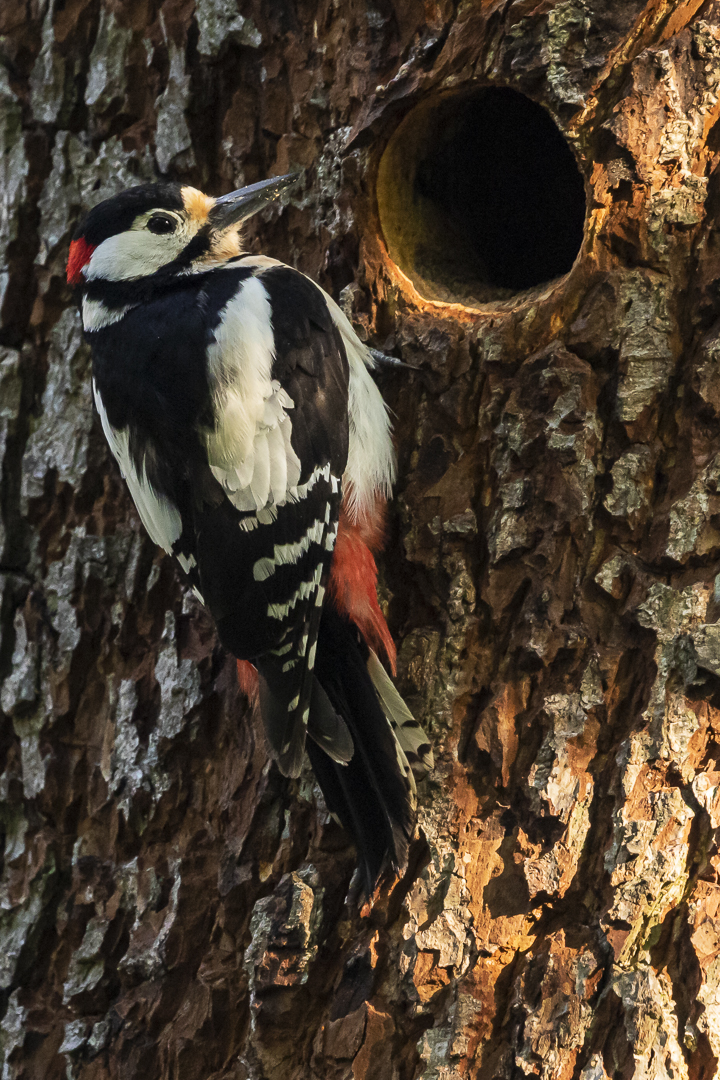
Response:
[2,1,720,1077]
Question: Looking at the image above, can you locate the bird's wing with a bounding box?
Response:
[91,263,351,775]
[194,264,352,775]
[93,377,205,601]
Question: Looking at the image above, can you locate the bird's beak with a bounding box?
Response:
[210,173,300,228]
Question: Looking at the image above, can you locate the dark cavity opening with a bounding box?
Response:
[377,87,587,306]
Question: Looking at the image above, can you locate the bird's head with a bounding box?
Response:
[67,174,298,288]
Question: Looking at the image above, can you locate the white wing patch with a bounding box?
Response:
[204,275,302,514]
[203,264,394,523]
[93,381,182,554]
[216,260,395,523]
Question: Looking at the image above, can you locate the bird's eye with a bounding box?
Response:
[147,214,177,235]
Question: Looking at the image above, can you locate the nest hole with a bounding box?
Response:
[377,87,587,307]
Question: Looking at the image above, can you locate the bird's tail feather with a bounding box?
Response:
[308,603,420,894]
[240,612,429,892]
[255,651,354,777]
[366,649,434,780]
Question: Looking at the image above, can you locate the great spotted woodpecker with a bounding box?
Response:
[67,175,433,891]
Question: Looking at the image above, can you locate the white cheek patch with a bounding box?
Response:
[84,229,189,282]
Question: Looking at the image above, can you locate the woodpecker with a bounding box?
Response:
[67,174,433,892]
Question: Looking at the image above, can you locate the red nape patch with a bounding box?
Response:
[328,501,397,674]
[66,237,96,285]
[237,659,259,704]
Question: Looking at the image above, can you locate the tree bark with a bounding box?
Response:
[2,1,720,1077]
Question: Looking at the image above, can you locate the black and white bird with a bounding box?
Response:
[67,174,432,892]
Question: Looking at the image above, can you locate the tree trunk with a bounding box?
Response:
[2,1,720,1077]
